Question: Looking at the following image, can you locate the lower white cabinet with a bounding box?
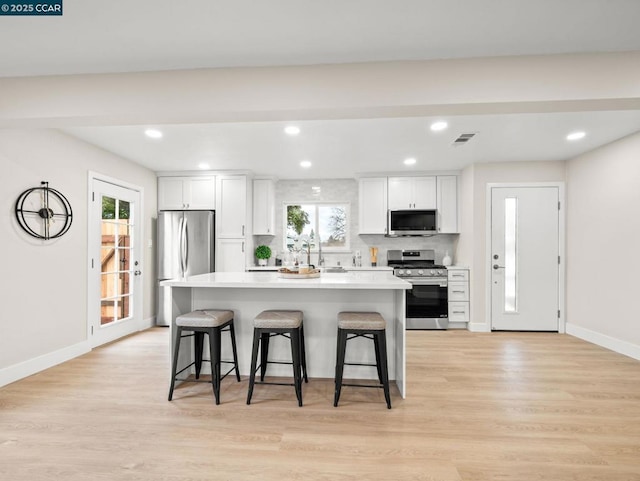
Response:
[216,238,246,272]
[447,268,469,322]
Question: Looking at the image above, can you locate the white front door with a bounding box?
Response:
[88,178,143,347]
[490,186,560,331]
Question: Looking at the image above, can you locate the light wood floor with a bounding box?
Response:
[1,328,640,480]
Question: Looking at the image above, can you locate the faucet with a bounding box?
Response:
[317,235,324,266]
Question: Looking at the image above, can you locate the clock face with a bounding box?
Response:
[15,183,73,240]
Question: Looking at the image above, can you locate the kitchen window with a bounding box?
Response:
[284,203,350,252]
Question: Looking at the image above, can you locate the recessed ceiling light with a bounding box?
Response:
[404,157,417,165]
[567,131,586,141]
[198,163,210,170]
[144,128,163,139]
[311,186,321,191]
[285,125,301,136]
[300,160,312,168]
[430,121,448,132]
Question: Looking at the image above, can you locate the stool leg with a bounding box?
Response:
[373,333,383,385]
[260,332,270,381]
[334,328,347,407]
[229,321,241,382]
[290,327,303,407]
[209,327,222,405]
[246,328,261,405]
[194,331,204,379]
[376,331,392,409]
[300,322,308,383]
[168,326,183,401]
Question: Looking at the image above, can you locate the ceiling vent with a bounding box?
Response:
[452,132,476,146]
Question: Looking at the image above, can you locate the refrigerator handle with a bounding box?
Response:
[183,217,189,274]
[179,216,186,277]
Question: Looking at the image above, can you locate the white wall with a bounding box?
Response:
[461,161,566,330]
[565,132,640,357]
[0,129,157,383]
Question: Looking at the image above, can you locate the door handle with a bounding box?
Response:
[493,264,505,270]
[134,270,142,276]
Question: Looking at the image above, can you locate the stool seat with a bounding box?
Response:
[176,309,234,328]
[337,311,386,330]
[254,310,303,329]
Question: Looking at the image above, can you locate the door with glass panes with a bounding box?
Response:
[89,178,143,347]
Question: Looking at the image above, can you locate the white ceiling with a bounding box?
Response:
[5,1,640,177]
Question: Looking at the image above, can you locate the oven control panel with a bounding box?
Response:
[394,268,447,278]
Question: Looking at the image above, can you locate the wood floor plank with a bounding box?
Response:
[1,328,640,480]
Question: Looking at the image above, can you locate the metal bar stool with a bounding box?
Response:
[246,310,308,407]
[334,311,391,409]
[168,309,241,405]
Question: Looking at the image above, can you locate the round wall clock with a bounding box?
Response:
[15,181,73,240]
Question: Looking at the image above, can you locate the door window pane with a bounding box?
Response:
[504,197,518,312]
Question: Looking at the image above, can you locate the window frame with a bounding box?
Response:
[283,201,351,252]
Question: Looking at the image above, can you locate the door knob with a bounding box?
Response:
[493,264,505,270]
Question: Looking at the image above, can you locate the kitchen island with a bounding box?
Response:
[161,271,411,397]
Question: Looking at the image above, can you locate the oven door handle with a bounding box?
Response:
[408,279,448,287]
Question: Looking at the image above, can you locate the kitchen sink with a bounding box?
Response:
[321,266,347,273]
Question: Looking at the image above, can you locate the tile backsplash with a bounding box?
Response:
[255,178,457,267]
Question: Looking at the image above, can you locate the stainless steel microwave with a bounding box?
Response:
[387,209,438,236]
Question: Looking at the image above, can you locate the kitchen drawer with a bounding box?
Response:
[447,269,469,281]
[448,302,469,322]
[448,281,469,301]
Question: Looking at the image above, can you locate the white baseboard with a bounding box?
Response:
[0,340,90,388]
[138,316,156,331]
[467,322,491,332]
[566,323,640,361]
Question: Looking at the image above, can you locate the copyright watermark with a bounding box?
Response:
[0,0,62,15]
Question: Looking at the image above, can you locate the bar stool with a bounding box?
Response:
[246,310,308,407]
[168,309,240,405]
[334,311,392,409]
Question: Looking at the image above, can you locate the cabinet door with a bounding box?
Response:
[388,177,413,210]
[187,177,216,210]
[413,176,437,209]
[437,175,458,233]
[158,177,186,210]
[253,179,275,235]
[358,177,388,234]
[216,238,246,272]
[217,175,247,238]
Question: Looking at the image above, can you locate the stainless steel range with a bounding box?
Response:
[388,249,449,330]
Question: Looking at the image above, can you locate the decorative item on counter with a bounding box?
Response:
[275,251,283,266]
[442,250,452,266]
[255,245,272,266]
[369,247,378,267]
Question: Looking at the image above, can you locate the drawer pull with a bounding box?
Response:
[452,311,466,314]
[452,290,465,293]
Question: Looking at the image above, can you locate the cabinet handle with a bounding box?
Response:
[452,274,464,278]
[452,311,465,314]
[242,242,245,253]
[242,225,245,236]
[452,290,465,293]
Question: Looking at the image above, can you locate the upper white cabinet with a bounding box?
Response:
[158,176,215,210]
[358,177,388,234]
[253,179,275,235]
[436,175,458,233]
[388,176,436,210]
[216,175,247,238]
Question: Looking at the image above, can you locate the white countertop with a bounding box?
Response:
[246,265,393,272]
[161,271,411,290]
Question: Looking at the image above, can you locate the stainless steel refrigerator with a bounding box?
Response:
[156,210,215,326]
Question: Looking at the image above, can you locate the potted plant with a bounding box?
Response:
[255,245,272,266]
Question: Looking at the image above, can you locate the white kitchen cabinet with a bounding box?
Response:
[253,179,275,235]
[437,175,458,233]
[216,175,247,238]
[158,176,215,210]
[388,176,436,210]
[216,238,246,272]
[358,177,388,234]
[448,268,470,322]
